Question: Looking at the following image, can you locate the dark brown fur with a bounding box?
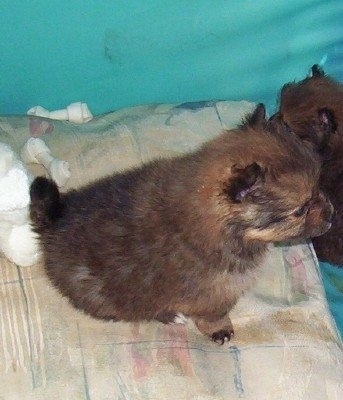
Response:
[276,65,343,265]
[278,65,343,142]
[29,104,333,343]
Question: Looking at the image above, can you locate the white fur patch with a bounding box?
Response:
[172,313,188,325]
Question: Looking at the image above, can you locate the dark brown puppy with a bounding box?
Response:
[29,104,333,343]
[278,65,343,145]
[276,65,343,265]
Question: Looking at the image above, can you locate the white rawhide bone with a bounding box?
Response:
[27,102,93,124]
[21,138,71,187]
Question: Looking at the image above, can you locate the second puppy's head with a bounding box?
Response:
[275,65,342,153]
[197,104,333,243]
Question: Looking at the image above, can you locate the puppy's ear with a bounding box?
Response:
[242,103,266,128]
[317,108,337,134]
[267,112,293,135]
[226,162,265,203]
[268,111,281,121]
[311,64,325,78]
[305,108,337,157]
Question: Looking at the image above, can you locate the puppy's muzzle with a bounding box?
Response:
[320,199,334,234]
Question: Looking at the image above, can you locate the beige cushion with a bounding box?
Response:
[0,101,342,399]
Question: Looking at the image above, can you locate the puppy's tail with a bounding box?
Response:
[29,177,64,233]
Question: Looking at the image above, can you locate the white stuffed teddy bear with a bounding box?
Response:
[0,103,88,267]
[0,143,41,266]
[0,140,71,267]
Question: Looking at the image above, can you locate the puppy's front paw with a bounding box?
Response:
[195,313,234,343]
[211,329,234,345]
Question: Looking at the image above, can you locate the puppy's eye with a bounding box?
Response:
[293,202,310,217]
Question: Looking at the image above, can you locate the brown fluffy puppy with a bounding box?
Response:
[276,65,343,265]
[29,104,333,344]
[278,65,343,146]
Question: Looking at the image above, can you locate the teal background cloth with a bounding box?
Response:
[320,262,343,337]
[1,0,342,115]
[1,0,343,336]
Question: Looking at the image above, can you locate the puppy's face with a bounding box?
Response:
[203,104,334,243]
[270,108,336,156]
[224,162,333,242]
[276,65,341,153]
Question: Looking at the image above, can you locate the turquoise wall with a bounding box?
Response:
[1,0,342,115]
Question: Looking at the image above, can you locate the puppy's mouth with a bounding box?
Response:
[244,218,333,242]
[310,221,332,237]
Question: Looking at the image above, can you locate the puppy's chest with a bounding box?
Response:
[207,267,260,303]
